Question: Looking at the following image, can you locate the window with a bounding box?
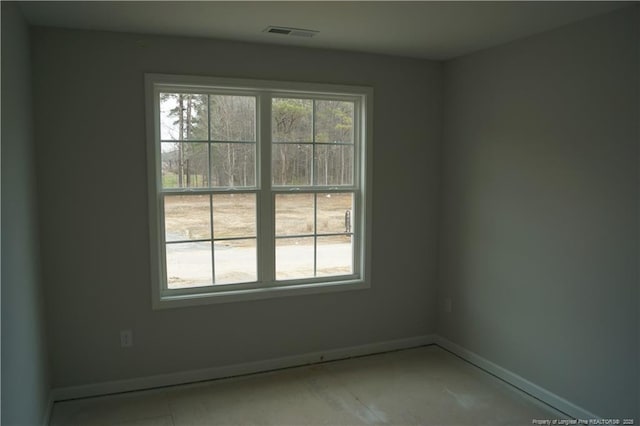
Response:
[145,74,372,308]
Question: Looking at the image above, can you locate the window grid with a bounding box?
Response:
[274,191,355,280]
[160,91,260,287]
[271,97,356,279]
[148,75,369,306]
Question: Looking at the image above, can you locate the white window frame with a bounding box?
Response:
[145,74,373,309]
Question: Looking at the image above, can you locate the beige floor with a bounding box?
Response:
[50,345,564,426]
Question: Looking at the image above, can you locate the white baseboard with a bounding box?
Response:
[434,336,599,420]
[51,334,436,401]
[50,333,599,421]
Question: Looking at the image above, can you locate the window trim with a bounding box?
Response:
[145,74,373,309]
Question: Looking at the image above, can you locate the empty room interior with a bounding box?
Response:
[2,1,639,425]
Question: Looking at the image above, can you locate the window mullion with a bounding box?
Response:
[312,100,317,276]
[207,95,216,284]
[312,99,316,186]
[258,94,275,283]
[354,98,363,277]
[313,193,318,277]
[160,195,168,292]
[214,194,216,284]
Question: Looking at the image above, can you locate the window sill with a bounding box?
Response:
[152,279,369,309]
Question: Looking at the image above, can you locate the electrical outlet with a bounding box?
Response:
[120,329,133,348]
[443,297,452,313]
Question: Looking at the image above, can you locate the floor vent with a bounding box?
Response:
[263,26,319,38]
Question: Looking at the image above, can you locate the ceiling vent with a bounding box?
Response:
[263,26,319,38]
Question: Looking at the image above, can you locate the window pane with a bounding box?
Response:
[316,236,353,277]
[315,100,354,144]
[276,237,314,280]
[164,195,211,242]
[213,194,256,239]
[214,239,257,284]
[160,93,208,141]
[166,242,213,289]
[272,98,312,142]
[161,142,209,188]
[315,145,354,186]
[275,194,314,236]
[210,95,256,142]
[211,143,256,187]
[316,193,354,235]
[272,144,312,186]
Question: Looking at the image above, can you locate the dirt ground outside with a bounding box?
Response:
[164,193,354,288]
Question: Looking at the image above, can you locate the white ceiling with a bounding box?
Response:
[19,1,630,60]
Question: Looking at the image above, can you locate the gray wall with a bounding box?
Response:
[1,2,51,425]
[31,27,442,388]
[438,6,639,418]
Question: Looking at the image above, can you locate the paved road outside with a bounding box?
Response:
[167,241,352,288]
